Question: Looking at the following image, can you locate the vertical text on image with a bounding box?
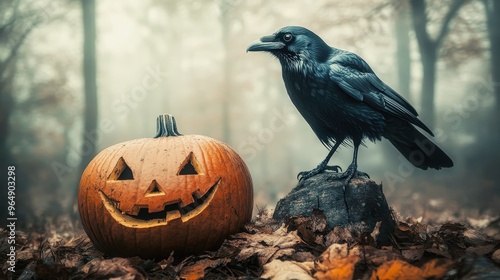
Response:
[6,165,17,273]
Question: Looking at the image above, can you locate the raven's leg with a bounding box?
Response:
[297,141,342,181]
[327,140,369,183]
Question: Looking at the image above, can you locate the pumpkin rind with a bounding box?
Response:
[78,115,253,258]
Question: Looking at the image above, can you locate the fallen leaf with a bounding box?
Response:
[492,249,500,264]
[315,255,360,280]
[371,258,453,280]
[351,245,402,266]
[236,225,302,265]
[80,257,145,280]
[370,260,424,280]
[17,248,38,262]
[401,247,425,261]
[314,244,360,280]
[463,228,494,246]
[261,259,314,280]
[465,244,496,255]
[34,261,76,280]
[292,251,316,262]
[179,258,231,280]
[467,216,499,229]
[320,243,350,259]
[421,258,453,278]
[324,227,354,247]
[158,253,174,270]
[309,209,328,233]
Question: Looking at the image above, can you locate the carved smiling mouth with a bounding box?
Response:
[99,178,221,228]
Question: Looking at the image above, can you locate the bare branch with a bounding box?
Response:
[410,0,433,50]
[435,0,468,48]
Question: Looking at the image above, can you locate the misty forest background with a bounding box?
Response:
[0,0,499,228]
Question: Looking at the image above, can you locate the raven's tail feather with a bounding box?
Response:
[388,128,453,170]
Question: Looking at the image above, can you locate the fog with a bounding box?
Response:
[1,0,498,226]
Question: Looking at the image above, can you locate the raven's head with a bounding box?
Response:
[247,26,332,63]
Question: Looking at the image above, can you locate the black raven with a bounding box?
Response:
[247,26,453,182]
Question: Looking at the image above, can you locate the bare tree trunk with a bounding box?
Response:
[395,3,412,101]
[410,0,466,128]
[79,0,97,186]
[420,48,437,126]
[483,0,500,127]
[0,1,37,223]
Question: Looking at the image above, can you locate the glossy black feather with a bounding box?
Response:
[248,26,453,170]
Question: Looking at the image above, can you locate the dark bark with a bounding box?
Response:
[410,0,466,127]
[273,173,395,246]
[78,0,97,187]
[421,49,437,125]
[395,4,412,102]
[483,0,500,128]
[0,2,38,223]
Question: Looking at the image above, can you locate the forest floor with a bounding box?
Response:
[1,188,500,279]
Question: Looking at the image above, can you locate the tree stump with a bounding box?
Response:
[273,172,395,245]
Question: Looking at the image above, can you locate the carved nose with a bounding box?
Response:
[145,180,165,197]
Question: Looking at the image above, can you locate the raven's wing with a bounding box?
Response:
[329,52,434,136]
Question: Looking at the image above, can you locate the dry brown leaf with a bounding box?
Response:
[492,249,500,264]
[320,243,350,259]
[465,244,496,255]
[309,209,328,232]
[315,255,360,280]
[425,244,452,259]
[158,253,174,270]
[179,258,231,280]
[370,260,424,280]
[17,248,38,262]
[370,258,453,280]
[467,216,499,229]
[421,259,453,278]
[325,227,354,246]
[236,225,302,265]
[292,251,316,262]
[59,253,84,269]
[351,245,402,266]
[80,257,145,280]
[261,259,314,280]
[401,247,425,261]
[314,244,360,280]
[463,228,494,246]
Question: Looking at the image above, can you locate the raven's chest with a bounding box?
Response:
[281,64,342,108]
[280,62,385,142]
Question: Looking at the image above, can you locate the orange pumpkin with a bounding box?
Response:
[78,114,253,258]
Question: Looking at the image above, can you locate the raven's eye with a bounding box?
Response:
[283,33,293,43]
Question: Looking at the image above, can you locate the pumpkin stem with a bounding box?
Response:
[154,114,182,138]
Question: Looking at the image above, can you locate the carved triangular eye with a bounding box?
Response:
[178,152,203,175]
[145,180,165,197]
[108,157,134,180]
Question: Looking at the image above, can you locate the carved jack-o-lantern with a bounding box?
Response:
[78,114,253,258]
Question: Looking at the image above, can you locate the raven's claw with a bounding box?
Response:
[325,165,342,172]
[326,163,369,184]
[297,165,342,181]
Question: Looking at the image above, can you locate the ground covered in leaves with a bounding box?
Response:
[1,207,500,280]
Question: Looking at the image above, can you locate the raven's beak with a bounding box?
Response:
[247,35,286,52]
